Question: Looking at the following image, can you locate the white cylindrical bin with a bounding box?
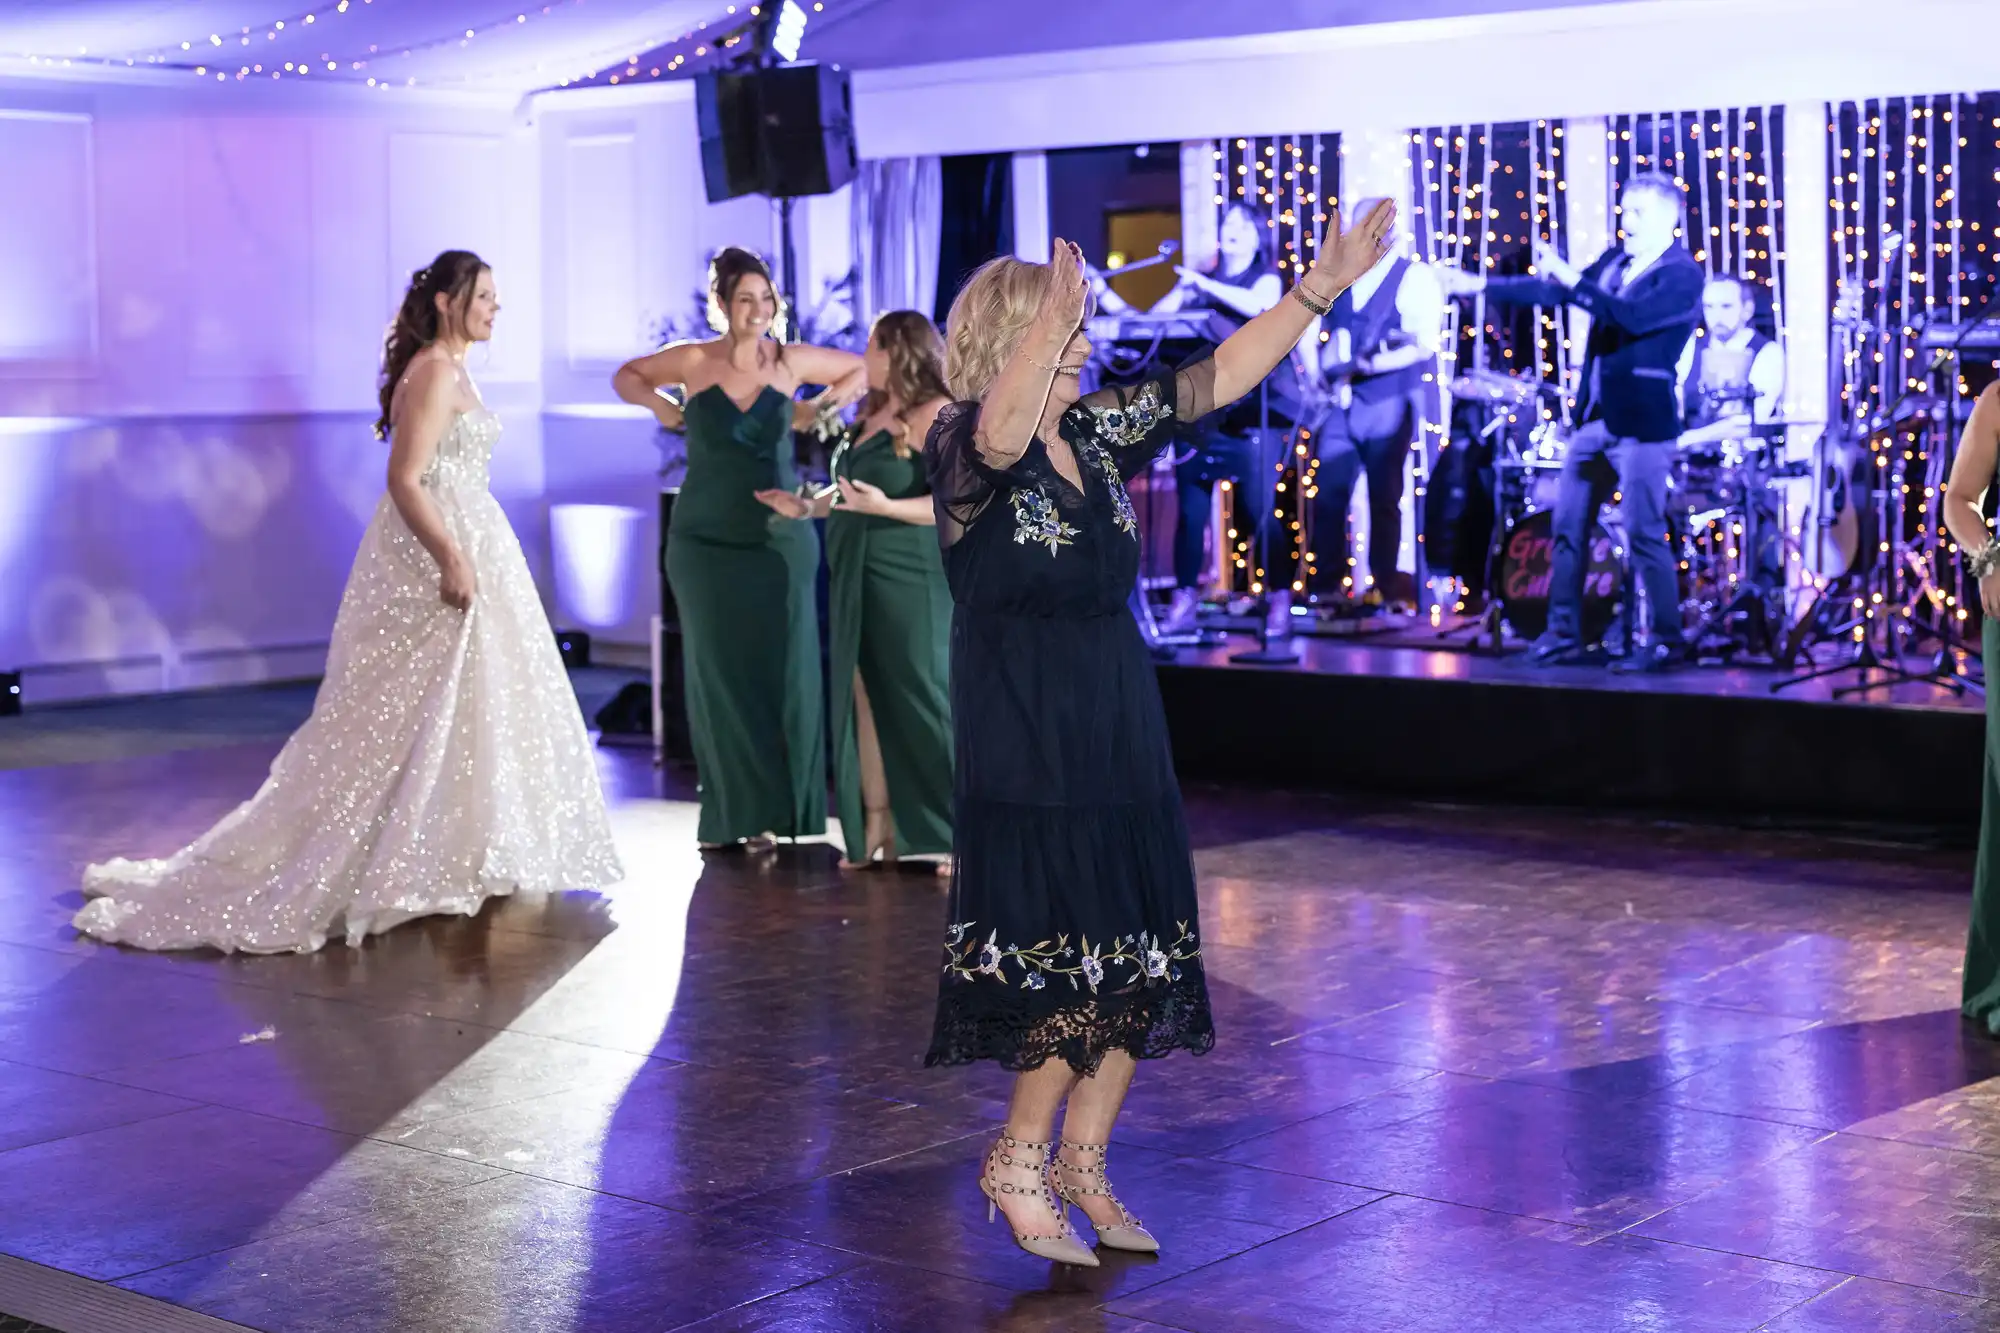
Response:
[549,503,643,630]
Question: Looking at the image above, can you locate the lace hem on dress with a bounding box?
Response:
[925,972,1216,1076]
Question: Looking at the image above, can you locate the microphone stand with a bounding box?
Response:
[1771,299,1997,696]
[1902,301,2000,694]
[1230,372,1301,664]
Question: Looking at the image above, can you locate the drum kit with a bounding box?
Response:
[1444,365,1818,662]
[1110,227,1989,687]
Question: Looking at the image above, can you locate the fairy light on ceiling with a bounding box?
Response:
[560,0,832,89]
[10,0,383,82]
[1,1,790,91]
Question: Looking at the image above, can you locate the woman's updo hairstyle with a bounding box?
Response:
[707,246,786,339]
[376,249,487,440]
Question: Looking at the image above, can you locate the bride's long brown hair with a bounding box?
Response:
[856,310,950,456]
[375,250,487,440]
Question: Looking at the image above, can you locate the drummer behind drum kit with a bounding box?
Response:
[1439,351,1845,664]
[1438,263,1984,693]
[1441,354,1934,670]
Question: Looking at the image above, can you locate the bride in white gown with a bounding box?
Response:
[75,250,623,954]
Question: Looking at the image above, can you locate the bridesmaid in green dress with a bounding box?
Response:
[613,247,865,848]
[757,312,955,870]
[1945,381,2000,1032]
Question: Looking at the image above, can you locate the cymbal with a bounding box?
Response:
[1450,371,1541,404]
[1680,416,1827,427]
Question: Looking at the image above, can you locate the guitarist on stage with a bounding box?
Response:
[1295,198,1445,617]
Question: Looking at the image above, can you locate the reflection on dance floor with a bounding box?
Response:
[0,744,1992,1331]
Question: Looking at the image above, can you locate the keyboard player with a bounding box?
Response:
[1094,203,1290,636]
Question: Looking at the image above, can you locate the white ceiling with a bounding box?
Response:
[0,0,734,91]
[803,0,1628,70]
[0,0,1629,94]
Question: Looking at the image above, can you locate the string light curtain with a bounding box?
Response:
[1211,133,1341,594]
[1828,94,2000,423]
[1216,134,1339,279]
[1605,109,1786,602]
[1826,92,2000,641]
[1607,109,1787,337]
[1414,121,1573,405]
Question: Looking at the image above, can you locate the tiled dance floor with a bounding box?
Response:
[0,739,1991,1331]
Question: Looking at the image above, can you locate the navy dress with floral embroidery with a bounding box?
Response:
[922,366,1217,1075]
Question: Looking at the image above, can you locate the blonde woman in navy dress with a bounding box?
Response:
[924,202,1396,1264]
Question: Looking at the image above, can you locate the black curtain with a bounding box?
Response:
[934,153,1015,326]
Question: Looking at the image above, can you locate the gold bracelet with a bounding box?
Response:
[1291,284,1334,316]
[1023,352,1082,377]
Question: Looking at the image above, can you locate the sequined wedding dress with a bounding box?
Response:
[74,406,624,954]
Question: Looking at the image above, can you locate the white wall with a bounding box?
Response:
[530,81,776,651]
[0,75,544,700]
[0,71,819,701]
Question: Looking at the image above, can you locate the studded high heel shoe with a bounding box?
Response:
[979,1134,1100,1267]
[1053,1140,1159,1253]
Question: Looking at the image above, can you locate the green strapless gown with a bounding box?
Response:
[666,385,826,843]
[826,429,954,862]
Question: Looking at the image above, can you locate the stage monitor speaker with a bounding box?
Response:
[694,63,856,203]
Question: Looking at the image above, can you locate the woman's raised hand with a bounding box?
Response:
[1310,199,1397,295]
[1032,238,1091,344]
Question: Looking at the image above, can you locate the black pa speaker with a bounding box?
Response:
[695,63,856,203]
[593,681,655,742]
[554,629,591,669]
[695,70,762,202]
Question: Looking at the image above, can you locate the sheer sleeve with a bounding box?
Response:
[1073,359,1219,481]
[924,399,1029,549]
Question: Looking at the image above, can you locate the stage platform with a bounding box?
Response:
[1155,621,1985,835]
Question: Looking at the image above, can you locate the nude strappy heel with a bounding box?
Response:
[979,1134,1100,1267]
[1054,1140,1159,1253]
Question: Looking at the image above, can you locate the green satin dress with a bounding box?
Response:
[666,385,826,844]
[1964,616,2000,1032]
[825,427,954,863]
